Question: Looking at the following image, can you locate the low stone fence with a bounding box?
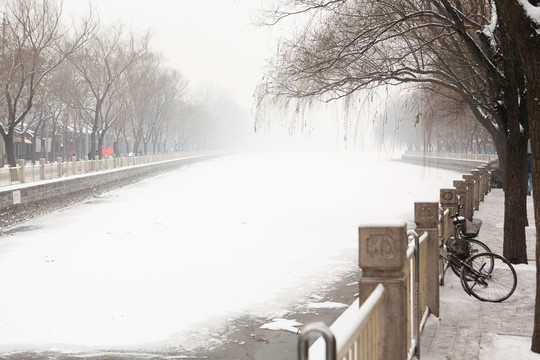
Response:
[0,152,210,187]
[0,153,217,228]
[302,162,491,360]
[401,150,497,173]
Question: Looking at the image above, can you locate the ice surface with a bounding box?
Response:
[0,152,463,353]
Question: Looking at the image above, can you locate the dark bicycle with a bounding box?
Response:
[444,205,491,278]
[440,206,517,302]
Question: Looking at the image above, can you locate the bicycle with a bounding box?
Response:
[444,205,491,278]
[440,206,517,302]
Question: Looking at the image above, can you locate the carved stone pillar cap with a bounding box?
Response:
[358,221,407,270]
[414,202,439,228]
[440,188,457,204]
[453,180,466,189]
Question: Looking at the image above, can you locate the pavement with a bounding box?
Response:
[420,188,539,360]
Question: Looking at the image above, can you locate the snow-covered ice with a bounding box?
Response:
[306,302,348,309]
[0,152,463,354]
[260,319,302,333]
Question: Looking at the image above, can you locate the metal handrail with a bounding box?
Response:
[298,323,336,360]
[302,283,386,360]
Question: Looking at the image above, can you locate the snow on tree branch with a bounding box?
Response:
[480,0,498,52]
[517,0,540,29]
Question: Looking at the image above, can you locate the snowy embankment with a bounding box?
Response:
[0,152,462,354]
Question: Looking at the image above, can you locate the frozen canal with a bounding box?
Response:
[0,152,462,357]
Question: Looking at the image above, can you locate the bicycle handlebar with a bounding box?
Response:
[450,205,464,219]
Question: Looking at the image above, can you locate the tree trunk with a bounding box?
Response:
[3,133,19,182]
[525,47,540,352]
[123,130,130,155]
[495,4,529,265]
[503,131,528,264]
[493,0,540,352]
[529,74,540,353]
[90,128,98,159]
[491,127,507,179]
[514,15,540,356]
[4,133,17,168]
[97,136,103,160]
[488,119,528,264]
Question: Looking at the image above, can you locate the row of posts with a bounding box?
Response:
[15,156,116,183]
[357,163,492,360]
[13,154,164,183]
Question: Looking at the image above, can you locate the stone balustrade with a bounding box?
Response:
[0,153,217,228]
[401,150,497,173]
[0,152,214,187]
[403,150,497,162]
[304,162,493,360]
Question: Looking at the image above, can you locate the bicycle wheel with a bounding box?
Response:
[460,252,517,302]
[449,239,491,278]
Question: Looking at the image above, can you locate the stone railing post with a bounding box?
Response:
[70,156,77,176]
[359,222,408,360]
[485,164,492,194]
[471,169,481,210]
[414,202,440,317]
[56,157,63,178]
[440,188,458,237]
[477,166,486,202]
[18,159,25,183]
[453,180,467,212]
[39,158,45,180]
[462,175,474,221]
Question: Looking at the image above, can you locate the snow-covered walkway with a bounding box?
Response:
[421,188,539,360]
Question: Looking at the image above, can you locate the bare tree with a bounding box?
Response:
[256,0,530,263]
[124,52,158,155]
[146,68,187,154]
[123,52,188,155]
[377,88,494,154]
[0,0,92,172]
[69,24,148,159]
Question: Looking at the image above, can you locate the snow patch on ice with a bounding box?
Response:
[260,318,302,333]
[307,302,348,309]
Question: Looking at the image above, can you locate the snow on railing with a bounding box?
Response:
[0,152,210,187]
